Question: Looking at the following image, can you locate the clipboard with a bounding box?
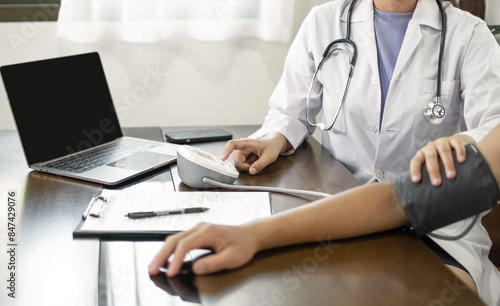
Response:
[73,190,272,241]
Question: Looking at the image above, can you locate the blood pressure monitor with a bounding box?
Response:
[177,145,239,189]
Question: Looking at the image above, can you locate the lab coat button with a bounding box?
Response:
[367,124,377,134]
[371,77,379,85]
[376,169,384,180]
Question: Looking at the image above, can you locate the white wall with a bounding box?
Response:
[486,0,500,24]
[486,0,500,43]
[0,1,329,130]
[2,1,497,131]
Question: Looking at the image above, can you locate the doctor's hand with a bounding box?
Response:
[149,223,259,277]
[221,132,292,175]
[410,134,475,186]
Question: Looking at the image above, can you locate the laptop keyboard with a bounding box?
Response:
[44,138,161,173]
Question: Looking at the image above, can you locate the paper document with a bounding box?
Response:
[77,190,271,236]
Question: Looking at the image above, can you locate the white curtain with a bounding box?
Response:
[57,0,295,43]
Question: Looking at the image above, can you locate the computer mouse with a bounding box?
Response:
[159,261,193,275]
[159,249,213,276]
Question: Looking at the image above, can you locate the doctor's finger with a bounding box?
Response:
[232,150,250,170]
[248,150,280,175]
[434,139,457,180]
[245,153,259,164]
[233,151,266,173]
[421,145,443,186]
[222,139,264,161]
[449,138,467,163]
[410,150,426,182]
[221,140,243,161]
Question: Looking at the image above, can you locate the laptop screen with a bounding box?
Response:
[1,52,123,165]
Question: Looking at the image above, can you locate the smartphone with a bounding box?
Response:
[165,128,233,144]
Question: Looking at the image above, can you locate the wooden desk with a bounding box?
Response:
[0,126,482,306]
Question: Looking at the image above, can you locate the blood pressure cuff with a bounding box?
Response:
[391,144,499,237]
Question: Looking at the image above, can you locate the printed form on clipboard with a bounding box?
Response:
[73,190,272,240]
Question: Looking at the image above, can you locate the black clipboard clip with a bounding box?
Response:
[82,193,108,220]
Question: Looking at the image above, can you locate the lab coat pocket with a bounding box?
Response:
[413,79,461,143]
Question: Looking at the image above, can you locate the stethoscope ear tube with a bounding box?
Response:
[306,51,355,131]
[306,1,358,131]
[307,0,447,130]
[322,39,358,66]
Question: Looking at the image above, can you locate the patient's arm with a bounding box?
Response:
[149,180,409,277]
[150,126,500,277]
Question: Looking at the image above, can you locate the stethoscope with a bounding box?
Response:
[306,0,447,131]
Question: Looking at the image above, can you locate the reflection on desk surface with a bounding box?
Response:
[150,273,200,304]
[99,241,201,306]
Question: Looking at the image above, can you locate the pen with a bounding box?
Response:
[125,207,209,219]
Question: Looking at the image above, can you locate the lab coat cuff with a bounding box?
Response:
[248,128,297,156]
[251,114,311,155]
[459,131,482,144]
[459,121,500,144]
[391,144,499,237]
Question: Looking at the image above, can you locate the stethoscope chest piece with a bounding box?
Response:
[424,98,446,125]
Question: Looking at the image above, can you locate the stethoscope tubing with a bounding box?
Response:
[306,0,447,130]
[435,0,446,100]
[305,1,357,130]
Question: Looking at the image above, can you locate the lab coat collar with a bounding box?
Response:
[391,0,443,81]
[413,0,443,31]
[340,0,372,24]
[340,0,442,30]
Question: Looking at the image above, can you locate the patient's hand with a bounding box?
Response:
[410,135,475,186]
[149,223,259,277]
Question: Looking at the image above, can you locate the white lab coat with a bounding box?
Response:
[251,0,500,304]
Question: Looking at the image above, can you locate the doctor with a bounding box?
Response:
[218,0,500,304]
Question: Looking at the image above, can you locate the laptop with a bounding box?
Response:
[1,52,178,185]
